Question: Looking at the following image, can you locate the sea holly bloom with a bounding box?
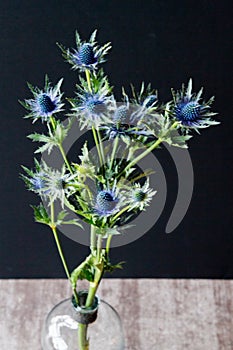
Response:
[96,190,118,215]
[21,159,47,194]
[21,76,64,123]
[58,30,111,72]
[113,105,129,124]
[21,161,74,207]
[142,94,158,109]
[101,99,152,141]
[171,79,219,133]
[125,180,157,211]
[101,122,151,141]
[92,183,123,218]
[30,172,48,192]
[69,70,113,129]
[130,82,160,124]
[22,169,48,195]
[71,91,114,129]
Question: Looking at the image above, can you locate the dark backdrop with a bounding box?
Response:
[0,0,232,278]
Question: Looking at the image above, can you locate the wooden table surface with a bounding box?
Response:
[0,279,233,350]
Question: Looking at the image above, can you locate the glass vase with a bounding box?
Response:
[41,290,125,350]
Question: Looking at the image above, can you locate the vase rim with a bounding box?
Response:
[72,289,100,314]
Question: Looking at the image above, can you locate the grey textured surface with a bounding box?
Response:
[0,279,233,350]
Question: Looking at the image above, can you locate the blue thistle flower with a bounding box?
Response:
[72,92,112,129]
[143,94,158,109]
[113,105,128,123]
[80,93,105,112]
[172,79,219,132]
[76,43,97,66]
[58,30,111,72]
[101,102,153,140]
[134,190,146,202]
[37,94,57,114]
[21,160,73,207]
[30,172,47,191]
[129,83,160,125]
[94,186,120,217]
[125,180,156,211]
[22,76,64,123]
[175,101,200,124]
[70,71,114,129]
[102,123,151,140]
[96,191,116,213]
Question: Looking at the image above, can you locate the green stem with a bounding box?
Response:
[106,234,112,256]
[77,235,103,349]
[124,137,163,175]
[90,225,97,253]
[96,234,102,262]
[111,205,131,223]
[85,235,103,307]
[96,128,105,166]
[50,202,70,281]
[78,324,89,350]
[110,136,119,170]
[85,69,105,170]
[50,116,56,130]
[85,69,92,92]
[92,126,103,167]
[121,121,179,178]
[58,144,73,174]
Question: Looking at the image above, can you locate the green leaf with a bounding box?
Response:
[27,121,70,154]
[104,258,125,273]
[71,254,95,288]
[31,203,51,225]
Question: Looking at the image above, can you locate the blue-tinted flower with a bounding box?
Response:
[130,83,159,124]
[70,72,114,129]
[172,79,219,132]
[58,30,111,72]
[102,103,152,140]
[142,94,158,109]
[113,105,129,124]
[21,161,73,207]
[92,183,122,218]
[102,123,151,140]
[30,172,47,192]
[96,190,117,214]
[77,43,97,66]
[125,180,156,211]
[22,76,64,123]
[72,92,114,129]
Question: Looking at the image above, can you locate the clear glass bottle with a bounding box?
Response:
[41,290,125,350]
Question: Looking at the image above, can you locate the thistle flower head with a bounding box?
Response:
[101,95,152,140]
[130,83,159,124]
[21,160,72,207]
[102,122,151,141]
[143,94,158,109]
[21,76,64,123]
[172,79,219,133]
[58,30,111,72]
[72,91,112,129]
[30,172,47,192]
[93,183,121,217]
[96,190,117,213]
[125,180,156,211]
[113,105,129,124]
[77,43,97,66]
[81,93,105,111]
[70,72,114,129]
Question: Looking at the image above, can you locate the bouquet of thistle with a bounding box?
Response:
[20,30,219,350]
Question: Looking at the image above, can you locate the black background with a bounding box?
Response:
[0,0,232,278]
